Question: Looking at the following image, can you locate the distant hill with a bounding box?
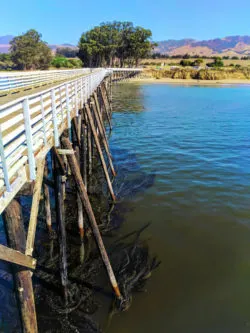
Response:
[2,34,250,57]
[155,36,250,57]
[0,35,77,53]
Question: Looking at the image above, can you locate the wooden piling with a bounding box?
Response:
[80,117,88,188]
[99,86,112,130]
[3,200,38,333]
[26,158,46,256]
[43,162,52,233]
[90,99,116,177]
[93,92,110,147]
[85,104,116,202]
[61,136,122,300]
[75,146,84,241]
[86,112,92,177]
[53,149,68,302]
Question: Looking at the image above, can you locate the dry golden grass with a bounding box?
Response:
[141,58,250,68]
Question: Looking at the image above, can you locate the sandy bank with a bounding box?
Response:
[128,77,250,86]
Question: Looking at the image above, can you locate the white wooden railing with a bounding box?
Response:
[0,68,92,93]
[0,68,111,213]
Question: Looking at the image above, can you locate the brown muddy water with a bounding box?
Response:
[1,82,250,333]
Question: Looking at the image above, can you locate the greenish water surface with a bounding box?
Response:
[108,83,250,333]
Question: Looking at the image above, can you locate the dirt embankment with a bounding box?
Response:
[144,67,250,81]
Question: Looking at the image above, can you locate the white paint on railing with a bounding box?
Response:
[0,67,140,213]
[0,68,91,93]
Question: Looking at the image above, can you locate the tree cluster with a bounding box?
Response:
[51,56,82,68]
[56,47,79,58]
[180,58,204,67]
[207,57,224,68]
[10,29,52,70]
[152,53,249,61]
[78,21,154,67]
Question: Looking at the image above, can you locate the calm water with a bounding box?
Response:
[107,83,250,333]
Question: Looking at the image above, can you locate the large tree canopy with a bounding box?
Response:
[78,22,154,67]
[10,29,52,70]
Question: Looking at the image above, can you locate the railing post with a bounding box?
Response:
[80,77,84,109]
[65,84,71,130]
[40,95,47,145]
[75,80,79,116]
[51,89,60,147]
[0,125,11,191]
[23,98,36,180]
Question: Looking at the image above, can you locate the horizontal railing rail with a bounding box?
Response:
[0,68,111,212]
[0,67,140,213]
[0,68,93,94]
[108,68,143,71]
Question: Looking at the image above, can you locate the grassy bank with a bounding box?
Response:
[144,67,250,81]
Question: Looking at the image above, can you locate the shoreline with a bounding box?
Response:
[129,77,250,86]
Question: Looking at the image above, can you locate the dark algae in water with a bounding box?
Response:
[29,147,160,332]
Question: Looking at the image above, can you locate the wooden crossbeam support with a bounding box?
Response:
[0,244,36,269]
[57,149,75,155]
[26,158,46,256]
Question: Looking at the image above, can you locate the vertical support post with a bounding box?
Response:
[43,162,52,233]
[23,98,36,180]
[90,100,116,176]
[0,125,11,191]
[40,95,47,145]
[85,104,116,202]
[80,113,88,189]
[3,200,38,333]
[51,89,60,147]
[75,80,79,117]
[53,150,68,301]
[86,110,92,177]
[25,158,46,256]
[99,86,112,131]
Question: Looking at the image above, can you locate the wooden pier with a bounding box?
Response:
[0,67,142,332]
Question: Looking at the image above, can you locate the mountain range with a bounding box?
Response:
[155,36,250,57]
[1,35,250,57]
[0,35,77,53]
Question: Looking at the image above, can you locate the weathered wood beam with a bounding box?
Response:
[90,99,116,177]
[43,162,52,233]
[26,158,45,256]
[53,149,68,301]
[52,147,66,176]
[85,104,116,202]
[3,199,38,333]
[57,148,75,155]
[0,244,36,269]
[99,86,112,130]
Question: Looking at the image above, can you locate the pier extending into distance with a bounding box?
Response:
[0,67,142,332]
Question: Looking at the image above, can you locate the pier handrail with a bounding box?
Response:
[0,68,110,212]
[0,68,94,94]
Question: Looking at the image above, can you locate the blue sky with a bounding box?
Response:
[1,0,250,45]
